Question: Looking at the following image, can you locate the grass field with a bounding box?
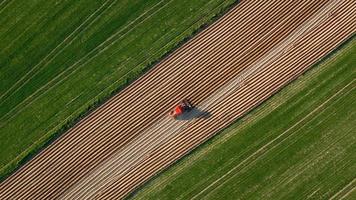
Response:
[131,38,356,199]
[0,0,237,180]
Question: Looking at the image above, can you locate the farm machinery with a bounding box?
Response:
[169,99,193,119]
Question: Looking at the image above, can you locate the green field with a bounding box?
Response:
[0,0,237,179]
[131,38,356,199]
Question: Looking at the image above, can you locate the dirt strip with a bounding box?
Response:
[0,0,354,199]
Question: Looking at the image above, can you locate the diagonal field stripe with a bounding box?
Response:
[191,79,355,200]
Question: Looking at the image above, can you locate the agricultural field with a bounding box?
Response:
[1,0,354,198]
[0,0,236,179]
[131,38,356,199]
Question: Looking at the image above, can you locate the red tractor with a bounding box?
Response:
[169,99,193,119]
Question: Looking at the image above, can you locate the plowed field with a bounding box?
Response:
[0,0,354,199]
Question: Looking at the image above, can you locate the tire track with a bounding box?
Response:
[0,0,354,199]
[98,1,354,198]
[0,0,171,124]
[0,0,118,101]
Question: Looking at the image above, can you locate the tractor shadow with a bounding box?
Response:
[175,107,212,121]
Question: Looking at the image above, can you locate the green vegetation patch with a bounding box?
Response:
[131,39,356,199]
[0,0,238,180]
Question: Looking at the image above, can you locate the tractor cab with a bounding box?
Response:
[169,99,193,119]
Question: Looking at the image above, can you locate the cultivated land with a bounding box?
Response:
[0,0,354,199]
[0,0,236,179]
[132,38,356,200]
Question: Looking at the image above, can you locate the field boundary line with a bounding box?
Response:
[190,79,355,200]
